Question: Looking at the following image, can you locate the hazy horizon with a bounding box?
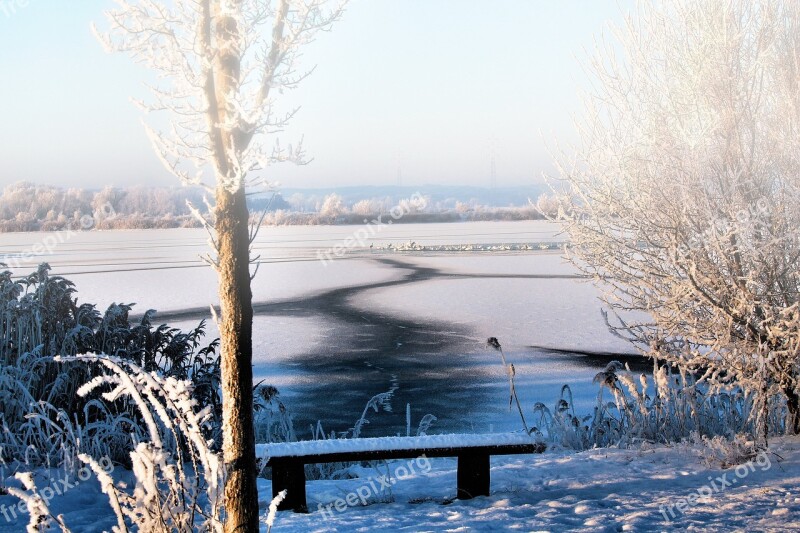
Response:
[0,0,630,190]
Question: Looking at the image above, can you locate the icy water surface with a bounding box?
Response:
[0,221,647,437]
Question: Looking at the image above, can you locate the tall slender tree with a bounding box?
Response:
[95,1,344,529]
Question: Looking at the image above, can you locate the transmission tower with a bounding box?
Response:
[489,137,497,189]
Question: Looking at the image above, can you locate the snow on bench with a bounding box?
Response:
[256,432,540,458]
[257,433,546,512]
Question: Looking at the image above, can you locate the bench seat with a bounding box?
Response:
[257,433,546,512]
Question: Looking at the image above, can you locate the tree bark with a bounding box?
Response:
[786,386,800,435]
[204,3,260,530]
[217,187,259,532]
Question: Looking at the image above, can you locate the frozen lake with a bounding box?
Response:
[0,221,646,437]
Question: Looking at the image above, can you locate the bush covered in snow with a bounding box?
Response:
[6,354,226,532]
[532,360,787,451]
[0,264,221,466]
[486,338,785,452]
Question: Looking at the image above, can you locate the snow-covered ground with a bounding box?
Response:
[268,436,800,532]
[3,436,798,532]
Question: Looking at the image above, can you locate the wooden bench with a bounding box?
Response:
[256,433,546,513]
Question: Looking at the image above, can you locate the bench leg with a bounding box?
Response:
[272,460,308,513]
[457,452,490,499]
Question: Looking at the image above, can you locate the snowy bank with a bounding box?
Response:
[262,436,800,532]
[4,437,798,532]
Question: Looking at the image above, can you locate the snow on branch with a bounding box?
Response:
[558,0,800,438]
[94,0,345,193]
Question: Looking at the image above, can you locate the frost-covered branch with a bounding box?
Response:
[95,0,345,195]
[558,0,800,438]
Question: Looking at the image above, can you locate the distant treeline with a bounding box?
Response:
[0,182,205,232]
[0,182,557,232]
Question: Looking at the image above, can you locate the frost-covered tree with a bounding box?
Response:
[94,1,344,529]
[534,192,560,219]
[351,198,379,216]
[559,0,800,436]
[318,192,346,217]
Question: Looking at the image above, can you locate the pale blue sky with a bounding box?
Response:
[0,0,629,189]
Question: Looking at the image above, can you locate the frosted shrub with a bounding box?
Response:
[4,355,224,533]
[61,354,224,532]
[253,384,296,445]
[693,434,760,469]
[532,360,787,451]
[0,264,221,466]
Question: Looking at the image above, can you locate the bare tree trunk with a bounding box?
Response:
[786,386,800,435]
[217,187,258,532]
[205,4,260,529]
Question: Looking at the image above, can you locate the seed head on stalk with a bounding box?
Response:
[487,337,529,434]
